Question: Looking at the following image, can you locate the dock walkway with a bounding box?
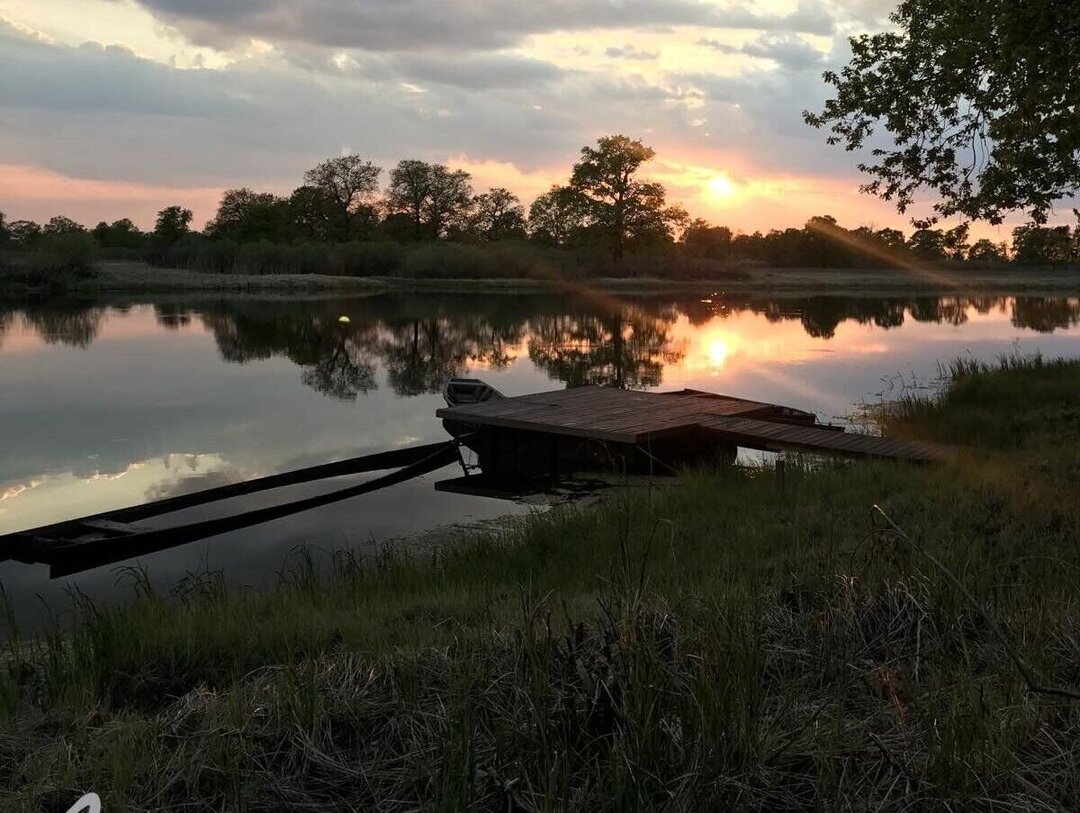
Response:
[437,386,951,463]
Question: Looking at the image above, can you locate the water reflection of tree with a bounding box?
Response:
[195,299,528,399]
[19,303,106,347]
[0,307,12,349]
[528,309,685,389]
[380,317,522,396]
[909,297,971,326]
[10,294,1080,403]
[300,336,378,399]
[1012,298,1080,332]
[154,303,192,330]
[201,311,378,400]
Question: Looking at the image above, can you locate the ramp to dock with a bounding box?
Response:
[437,386,951,463]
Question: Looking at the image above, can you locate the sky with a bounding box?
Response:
[0,0,1024,240]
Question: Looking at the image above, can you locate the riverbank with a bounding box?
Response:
[10,260,1079,297]
[4,355,1080,809]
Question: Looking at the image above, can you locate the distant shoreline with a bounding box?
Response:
[6,260,1080,298]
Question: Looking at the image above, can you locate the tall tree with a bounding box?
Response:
[43,215,85,235]
[968,239,1009,264]
[303,156,381,218]
[942,224,971,261]
[7,220,42,247]
[907,229,948,262]
[385,160,430,239]
[1012,225,1076,266]
[806,0,1080,225]
[424,165,473,239]
[469,187,526,241]
[207,188,291,242]
[0,211,9,244]
[570,135,682,260]
[386,161,473,239]
[288,185,340,242]
[681,219,733,261]
[154,206,193,245]
[528,185,589,246]
[91,218,146,249]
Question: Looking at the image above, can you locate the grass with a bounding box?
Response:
[4,356,1080,810]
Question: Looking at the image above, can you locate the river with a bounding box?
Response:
[2,291,1079,624]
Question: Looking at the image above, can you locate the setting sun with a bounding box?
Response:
[706,337,731,369]
[707,173,737,202]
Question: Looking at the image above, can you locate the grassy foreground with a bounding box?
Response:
[4,358,1080,810]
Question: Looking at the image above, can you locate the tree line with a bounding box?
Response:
[2,134,1079,281]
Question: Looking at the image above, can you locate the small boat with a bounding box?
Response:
[443,377,504,407]
[442,378,504,440]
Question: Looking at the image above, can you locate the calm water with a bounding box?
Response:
[2,291,1080,622]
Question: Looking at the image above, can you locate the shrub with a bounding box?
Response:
[235,240,285,275]
[29,232,97,278]
[396,242,493,278]
[191,238,239,273]
[157,233,209,269]
[332,241,404,276]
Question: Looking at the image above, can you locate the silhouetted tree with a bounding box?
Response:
[303,156,381,238]
[207,188,292,243]
[874,228,906,250]
[7,220,42,248]
[682,219,733,261]
[288,185,341,242]
[1012,225,1076,266]
[907,229,948,262]
[942,224,971,261]
[154,206,193,245]
[469,188,527,241]
[570,135,684,261]
[43,215,85,235]
[968,239,1008,264]
[807,0,1080,225]
[528,185,589,247]
[0,211,9,244]
[92,218,146,249]
[386,161,473,240]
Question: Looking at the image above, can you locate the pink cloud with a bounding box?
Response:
[0,164,223,230]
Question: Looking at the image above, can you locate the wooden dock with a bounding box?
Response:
[437,386,951,475]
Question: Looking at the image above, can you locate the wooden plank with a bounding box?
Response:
[697,415,953,461]
[439,386,953,463]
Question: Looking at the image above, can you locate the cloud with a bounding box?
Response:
[605,44,659,61]
[700,32,827,71]
[128,0,721,51]
[125,0,840,52]
[387,53,567,89]
[714,0,837,37]
[741,33,827,70]
[0,1,902,233]
[0,20,246,116]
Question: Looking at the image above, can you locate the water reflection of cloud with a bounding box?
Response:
[0,453,232,535]
[144,467,248,501]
